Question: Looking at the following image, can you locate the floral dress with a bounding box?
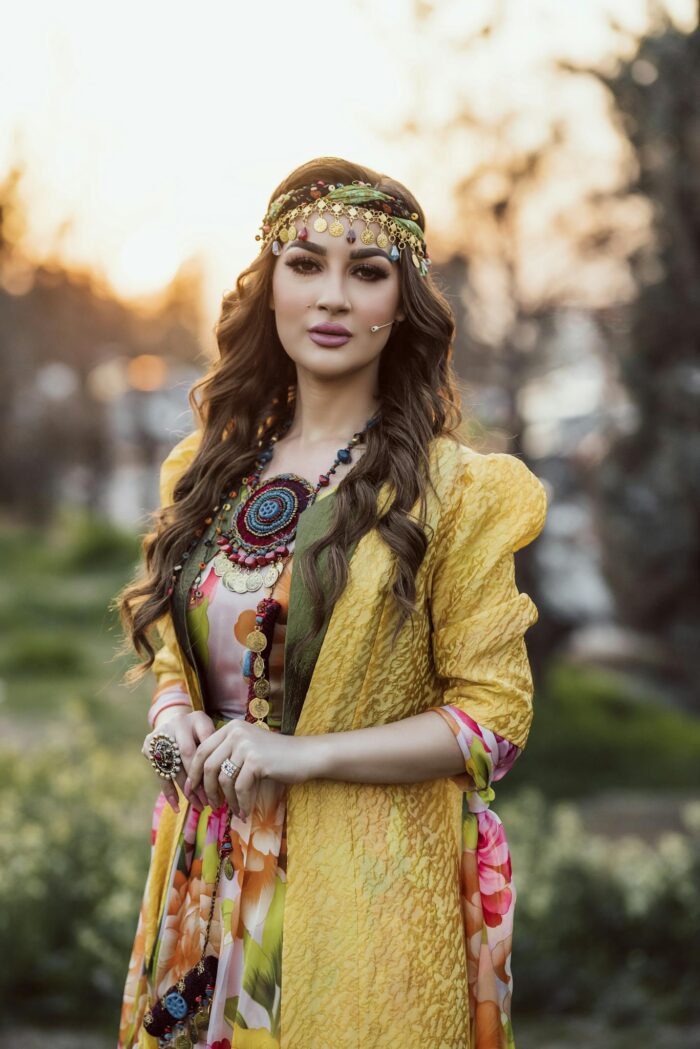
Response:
[118,478,524,1049]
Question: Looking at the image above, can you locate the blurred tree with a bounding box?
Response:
[0,163,204,520]
[579,2,700,704]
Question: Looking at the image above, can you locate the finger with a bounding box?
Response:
[174,734,208,808]
[161,778,180,813]
[230,762,258,821]
[182,775,209,811]
[188,725,225,789]
[192,712,217,743]
[202,741,237,809]
[218,766,242,816]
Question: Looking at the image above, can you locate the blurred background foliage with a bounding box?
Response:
[1,0,699,1045]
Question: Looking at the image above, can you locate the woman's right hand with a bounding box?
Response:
[143,710,216,812]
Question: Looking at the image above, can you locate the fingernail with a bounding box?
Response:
[183,780,192,798]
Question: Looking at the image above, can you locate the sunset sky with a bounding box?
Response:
[1,0,695,333]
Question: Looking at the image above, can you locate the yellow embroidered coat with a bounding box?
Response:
[140,428,548,1049]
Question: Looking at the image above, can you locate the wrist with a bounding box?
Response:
[152,702,191,731]
[303,733,334,781]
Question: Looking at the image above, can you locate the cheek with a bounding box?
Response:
[356,278,400,314]
[272,269,308,313]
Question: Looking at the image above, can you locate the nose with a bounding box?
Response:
[313,268,352,314]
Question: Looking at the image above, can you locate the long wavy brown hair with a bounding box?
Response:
[114,156,464,691]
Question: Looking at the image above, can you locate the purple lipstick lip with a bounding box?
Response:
[309,323,352,336]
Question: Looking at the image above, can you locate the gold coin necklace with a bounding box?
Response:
[171,412,380,731]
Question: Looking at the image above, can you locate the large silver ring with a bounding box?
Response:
[221,757,241,779]
[148,733,182,780]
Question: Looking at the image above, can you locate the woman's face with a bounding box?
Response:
[269,215,406,377]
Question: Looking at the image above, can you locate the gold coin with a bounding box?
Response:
[246,570,263,591]
[287,223,297,240]
[224,858,235,880]
[361,228,375,244]
[211,552,230,577]
[329,220,345,237]
[254,654,265,676]
[231,572,248,594]
[412,251,420,268]
[279,227,289,243]
[262,564,279,587]
[254,719,270,731]
[245,629,267,652]
[249,696,270,718]
[314,217,328,233]
[377,232,389,248]
[253,677,271,698]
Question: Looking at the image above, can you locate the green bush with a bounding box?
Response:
[0,631,86,676]
[501,788,700,1023]
[510,659,700,798]
[53,509,142,574]
[0,710,154,1024]
[1,716,698,1026]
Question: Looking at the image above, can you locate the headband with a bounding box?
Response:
[255,178,432,277]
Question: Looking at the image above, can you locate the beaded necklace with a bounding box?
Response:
[167,412,379,731]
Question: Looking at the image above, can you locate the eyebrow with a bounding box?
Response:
[284,239,392,262]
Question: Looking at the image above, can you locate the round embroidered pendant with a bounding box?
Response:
[232,474,316,551]
[164,991,189,1019]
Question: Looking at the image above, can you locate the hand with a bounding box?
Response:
[186,719,323,819]
[142,711,216,812]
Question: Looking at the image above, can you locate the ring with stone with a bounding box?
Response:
[148,733,182,780]
[221,757,241,779]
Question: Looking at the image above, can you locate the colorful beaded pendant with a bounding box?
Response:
[170,413,380,730]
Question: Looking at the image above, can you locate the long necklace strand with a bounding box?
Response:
[169,413,379,731]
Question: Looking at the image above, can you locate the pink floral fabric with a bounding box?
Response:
[427,703,522,1049]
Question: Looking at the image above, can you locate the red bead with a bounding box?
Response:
[317,180,326,186]
[221,543,232,553]
[256,554,266,566]
[298,226,308,240]
[264,551,276,562]
[318,475,329,486]
[244,555,257,567]
[276,545,288,557]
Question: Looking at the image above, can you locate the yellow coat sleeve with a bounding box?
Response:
[149,429,203,705]
[429,451,548,750]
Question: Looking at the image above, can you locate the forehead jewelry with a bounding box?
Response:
[255,178,432,277]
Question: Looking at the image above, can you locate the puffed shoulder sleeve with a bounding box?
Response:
[158,428,204,507]
[148,429,203,724]
[427,451,548,751]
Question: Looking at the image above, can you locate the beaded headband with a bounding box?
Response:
[255,178,432,277]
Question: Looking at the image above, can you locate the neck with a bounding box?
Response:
[283,374,381,446]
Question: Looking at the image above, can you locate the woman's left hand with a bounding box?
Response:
[185,720,324,817]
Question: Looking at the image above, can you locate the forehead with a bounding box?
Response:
[281,213,391,260]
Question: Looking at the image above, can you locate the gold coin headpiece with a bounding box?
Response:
[255,178,432,277]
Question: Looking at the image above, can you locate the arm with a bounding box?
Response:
[309,452,548,786]
[145,431,203,730]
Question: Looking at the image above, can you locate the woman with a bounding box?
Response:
[115,157,548,1049]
